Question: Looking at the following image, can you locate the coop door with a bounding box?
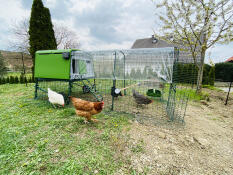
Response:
[78,60,87,75]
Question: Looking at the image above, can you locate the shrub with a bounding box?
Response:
[20,74,25,84]
[2,77,6,84]
[28,77,32,83]
[6,77,10,83]
[24,76,28,84]
[9,76,14,84]
[215,62,233,82]
[14,76,19,84]
[208,66,215,86]
[201,64,211,85]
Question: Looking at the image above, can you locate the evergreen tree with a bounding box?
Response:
[136,68,142,79]
[208,66,215,86]
[1,77,6,84]
[29,0,57,78]
[130,68,136,79]
[0,51,7,77]
[9,76,14,84]
[20,74,24,84]
[14,76,19,84]
[142,67,148,79]
[147,67,154,79]
[24,76,28,84]
[6,77,10,83]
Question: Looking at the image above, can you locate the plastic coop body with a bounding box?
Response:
[34,49,95,80]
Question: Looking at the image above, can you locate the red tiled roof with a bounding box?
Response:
[226,56,233,62]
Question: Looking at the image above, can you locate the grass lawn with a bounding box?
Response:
[0,84,142,174]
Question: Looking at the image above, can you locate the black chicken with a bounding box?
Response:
[132,90,153,106]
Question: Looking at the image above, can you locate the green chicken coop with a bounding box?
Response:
[34,49,102,102]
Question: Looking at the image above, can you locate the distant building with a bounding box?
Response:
[131,35,174,49]
[225,56,233,63]
[131,35,197,63]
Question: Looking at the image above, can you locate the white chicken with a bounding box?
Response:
[48,88,65,108]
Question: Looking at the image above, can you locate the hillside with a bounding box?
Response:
[0,50,32,71]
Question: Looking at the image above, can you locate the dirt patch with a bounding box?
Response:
[125,89,233,174]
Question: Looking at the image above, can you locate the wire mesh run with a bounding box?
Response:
[35,47,199,123]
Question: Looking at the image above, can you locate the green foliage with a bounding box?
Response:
[6,77,10,83]
[9,76,14,84]
[20,74,25,83]
[24,76,28,84]
[135,68,142,79]
[215,62,233,82]
[173,63,214,85]
[142,67,148,78]
[29,0,57,77]
[130,68,136,78]
[208,66,215,86]
[173,63,198,84]
[0,51,7,77]
[14,76,19,84]
[2,77,6,84]
[147,67,154,79]
[202,64,211,85]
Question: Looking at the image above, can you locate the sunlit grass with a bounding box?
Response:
[0,84,140,174]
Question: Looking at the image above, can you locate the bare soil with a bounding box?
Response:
[125,89,233,174]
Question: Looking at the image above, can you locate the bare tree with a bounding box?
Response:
[10,18,30,54]
[154,0,233,92]
[54,23,80,49]
[10,18,80,52]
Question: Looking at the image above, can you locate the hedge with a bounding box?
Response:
[215,62,233,82]
[0,76,34,85]
[172,63,214,85]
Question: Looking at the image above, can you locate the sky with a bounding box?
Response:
[0,0,232,63]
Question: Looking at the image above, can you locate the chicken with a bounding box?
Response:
[69,96,104,123]
[48,88,65,108]
[132,89,153,106]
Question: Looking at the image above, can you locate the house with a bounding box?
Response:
[225,56,233,63]
[131,35,196,63]
[131,35,174,49]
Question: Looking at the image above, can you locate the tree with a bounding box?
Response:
[54,23,80,49]
[0,52,7,77]
[155,0,233,92]
[208,66,215,86]
[29,0,57,78]
[10,19,80,52]
[130,68,136,78]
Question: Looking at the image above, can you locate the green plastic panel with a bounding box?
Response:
[78,60,87,75]
[34,50,74,79]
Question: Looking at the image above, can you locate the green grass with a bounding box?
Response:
[0,84,141,174]
[202,85,223,92]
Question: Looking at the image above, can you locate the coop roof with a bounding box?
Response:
[36,49,79,54]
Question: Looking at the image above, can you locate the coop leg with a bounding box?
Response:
[67,81,72,105]
[34,78,38,99]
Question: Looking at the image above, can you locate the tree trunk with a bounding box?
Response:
[196,50,206,93]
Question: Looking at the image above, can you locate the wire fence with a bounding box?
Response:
[35,47,199,123]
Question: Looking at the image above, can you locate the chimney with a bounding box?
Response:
[152,34,158,44]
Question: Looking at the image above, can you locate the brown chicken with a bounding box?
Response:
[69,96,104,123]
